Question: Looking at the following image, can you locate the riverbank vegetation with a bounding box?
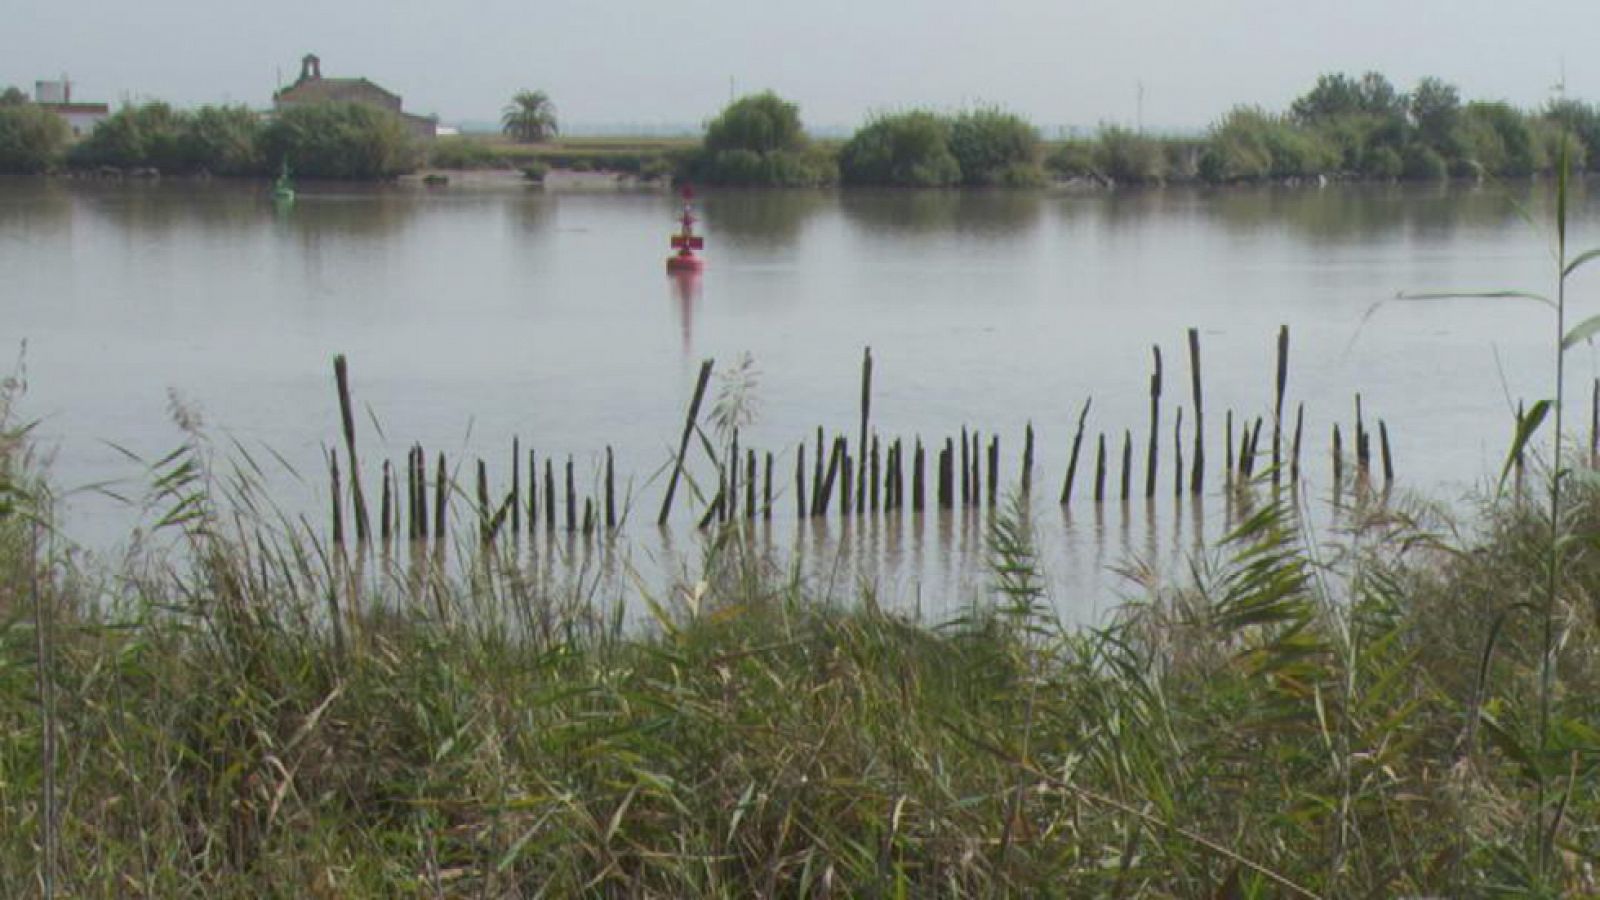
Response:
[5,365,1600,894]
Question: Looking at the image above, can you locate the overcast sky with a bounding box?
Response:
[4,0,1596,133]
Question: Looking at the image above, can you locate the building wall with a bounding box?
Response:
[275,79,402,113]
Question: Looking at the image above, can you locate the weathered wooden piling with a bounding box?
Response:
[658,358,715,526]
[333,355,370,544]
[914,439,926,511]
[870,435,881,513]
[476,458,490,543]
[1061,399,1091,506]
[1272,325,1288,485]
[971,431,982,508]
[1146,345,1162,499]
[434,453,447,543]
[1379,420,1394,486]
[511,438,521,535]
[746,448,757,519]
[406,447,418,542]
[606,446,617,529]
[527,449,537,534]
[1094,433,1107,504]
[812,428,825,516]
[544,459,555,532]
[939,439,953,509]
[565,456,576,532]
[330,450,344,546]
[381,460,393,546]
[1355,394,1370,476]
[763,451,773,520]
[1332,424,1344,489]
[1291,404,1304,484]
[1120,430,1132,501]
[795,444,806,518]
[818,437,843,516]
[1174,407,1184,498]
[841,448,854,517]
[986,435,999,507]
[583,498,595,535]
[858,346,873,516]
[1188,327,1204,494]
[960,426,970,506]
[1022,422,1034,496]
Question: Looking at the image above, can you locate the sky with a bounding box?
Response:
[4,0,1598,134]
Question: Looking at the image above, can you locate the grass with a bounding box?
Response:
[6,363,1600,896]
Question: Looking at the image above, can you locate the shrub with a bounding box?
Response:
[259,101,418,180]
[1044,140,1095,179]
[838,111,961,187]
[1199,107,1335,182]
[1094,126,1165,184]
[1401,143,1448,180]
[179,105,263,175]
[427,137,500,170]
[1459,102,1539,177]
[948,107,1042,186]
[692,92,832,186]
[520,160,548,182]
[1359,144,1403,179]
[0,103,70,173]
[70,102,188,172]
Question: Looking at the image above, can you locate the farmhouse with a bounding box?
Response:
[272,54,437,139]
[33,79,109,136]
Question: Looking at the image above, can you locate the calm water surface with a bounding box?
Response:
[4,177,1596,618]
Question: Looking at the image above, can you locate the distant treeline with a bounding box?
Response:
[3,72,1598,186]
[0,95,416,179]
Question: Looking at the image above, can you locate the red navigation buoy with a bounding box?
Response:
[666,184,705,273]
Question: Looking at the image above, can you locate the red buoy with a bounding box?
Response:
[666,185,704,273]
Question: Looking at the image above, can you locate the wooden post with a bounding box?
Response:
[527,449,537,534]
[333,355,370,545]
[511,438,521,536]
[1291,403,1304,484]
[565,456,576,532]
[1022,422,1034,497]
[1120,430,1132,501]
[434,453,447,543]
[406,447,418,542]
[1332,424,1344,491]
[1355,394,1369,477]
[986,435,999,506]
[1272,325,1288,485]
[971,431,982,508]
[1145,345,1162,499]
[544,459,555,532]
[1591,379,1598,468]
[840,447,854,518]
[939,439,953,509]
[417,446,429,541]
[1188,327,1205,494]
[729,430,740,519]
[476,458,490,544]
[870,435,881,513]
[858,346,872,516]
[746,448,757,519]
[818,437,843,516]
[1379,420,1394,486]
[583,498,595,535]
[606,446,617,529]
[658,358,715,525]
[1094,434,1107,504]
[960,426,970,507]
[1061,399,1091,506]
[763,451,773,520]
[914,438,926,511]
[381,459,393,546]
[330,450,344,546]
[1224,410,1234,489]
[812,428,825,517]
[795,443,807,519]
[1173,407,1184,498]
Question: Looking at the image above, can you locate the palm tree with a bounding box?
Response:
[502,90,558,144]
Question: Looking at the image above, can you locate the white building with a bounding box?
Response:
[34,78,109,137]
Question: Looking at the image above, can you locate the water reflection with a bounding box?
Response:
[0,179,73,235]
[669,270,701,352]
[698,190,825,248]
[840,189,1043,237]
[1197,182,1535,242]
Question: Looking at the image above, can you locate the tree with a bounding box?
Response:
[948,107,1042,186]
[0,87,27,107]
[180,105,263,175]
[838,111,961,186]
[0,103,69,173]
[260,101,417,179]
[69,102,187,171]
[689,92,833,186]
[703,92,806,155]
[502,90,557,144]
[1409,77,1461,150]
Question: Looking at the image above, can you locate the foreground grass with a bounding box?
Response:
[5,417,1600,896]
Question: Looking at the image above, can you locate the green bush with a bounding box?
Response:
[70,102,188,172]
[520,160,548,182]
[691,92,832,186]
[948,107,1042,186]
[1459,102,1539,177]
[0,103,70,174]
[259,102,418,180]
[1199,107,1335,182]
[1401,143,1448,180]
[427,137,500,170]
[838,111,961,187]
[180,105,263,175]
[1094,126,1165,184]
[1044,140,1095,179]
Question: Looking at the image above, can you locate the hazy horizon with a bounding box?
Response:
[6,0,1597,134]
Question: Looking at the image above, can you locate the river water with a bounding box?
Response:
[4,176,1595,620]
